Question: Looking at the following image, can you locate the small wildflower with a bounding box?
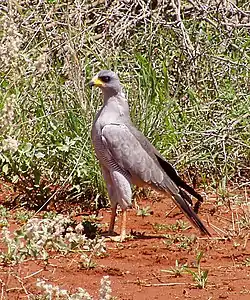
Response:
[1,227,12,244]
[58,289,69,296]
[34,51,49,75]
[75,223,84,234]
[0,95,15,131]
[36,278,45,288]
[99,276,112,300]
[0,16,22,70]
[1,214,106,265]
[76,287,93,300]
[2,136,19,152]
[66,226,74,232]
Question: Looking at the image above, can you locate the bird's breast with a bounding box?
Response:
[91,124,113,167]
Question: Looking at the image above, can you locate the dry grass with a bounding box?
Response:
[0,0,249,206]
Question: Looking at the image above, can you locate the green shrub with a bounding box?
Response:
[0,1,249,208]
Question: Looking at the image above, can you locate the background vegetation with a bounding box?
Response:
[0,0,249,209]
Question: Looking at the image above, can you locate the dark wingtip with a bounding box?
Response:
[179,189,193,206]
[198,219,211,237]
[194,200,202,214]
[173,194,211,237]
[155,154,205,214]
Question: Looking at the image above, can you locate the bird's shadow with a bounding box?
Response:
[129,230,166,240]
[100,230,166,240]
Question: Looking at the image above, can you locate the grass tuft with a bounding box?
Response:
[0,1,249,209]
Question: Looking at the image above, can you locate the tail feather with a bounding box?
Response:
[179,189,193,206]
[173,194,211,236]
[154,153,210,235]
[155,154,203,212]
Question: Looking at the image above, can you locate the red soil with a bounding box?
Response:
[1,189,250,299]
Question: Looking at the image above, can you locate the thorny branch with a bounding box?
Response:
[171,0,195,58]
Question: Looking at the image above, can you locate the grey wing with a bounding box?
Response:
[102,123,211,236]
[101,123,179,195]
[128,125,204,212]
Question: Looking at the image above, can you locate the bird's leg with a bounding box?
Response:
[108,203,117,235]
[107,209,127,242]
[106,170,131,242]
[119,209,127,241]
[105,206,127,242]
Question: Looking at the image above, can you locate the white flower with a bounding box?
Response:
[75,223,84,234]
[34,52,49,75]
[36,279,44,288]
[99,276,112,300]
[0,17,22,69]
[58,289,69,296]
[2,136,19,152]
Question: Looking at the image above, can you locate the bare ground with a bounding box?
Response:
[1,188,250,299]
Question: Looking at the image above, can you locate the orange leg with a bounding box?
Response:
[119,209,127,241]
[108,204,117,234]
[107,206,127,242]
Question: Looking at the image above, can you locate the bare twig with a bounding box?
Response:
[23,268,44,279]
[171,0,195,57]
[143,282,187,287]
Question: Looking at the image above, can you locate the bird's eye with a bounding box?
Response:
[100,76,111,83]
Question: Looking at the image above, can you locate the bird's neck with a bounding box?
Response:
[103,89,122,102]
[101,92,131,122]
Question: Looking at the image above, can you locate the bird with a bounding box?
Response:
[90,70,211,241]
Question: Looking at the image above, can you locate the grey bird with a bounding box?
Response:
[90,70,211,241]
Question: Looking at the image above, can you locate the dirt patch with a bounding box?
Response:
[1,190,250,299]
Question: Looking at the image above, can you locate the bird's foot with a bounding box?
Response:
[102,231,127,242]
[106,235,126,242]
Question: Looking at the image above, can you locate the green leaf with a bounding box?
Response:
[35,152,45,159]
[2,164,8,175]
[12,175,19,183]
[196,251,203,264]
[22,143,33,153]
[57,144,70,152]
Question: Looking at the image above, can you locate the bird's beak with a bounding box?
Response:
[89,76,104,88]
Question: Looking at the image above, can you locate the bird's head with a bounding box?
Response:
[89,70,122,96]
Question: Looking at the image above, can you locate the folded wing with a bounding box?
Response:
[101,123,210,236]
